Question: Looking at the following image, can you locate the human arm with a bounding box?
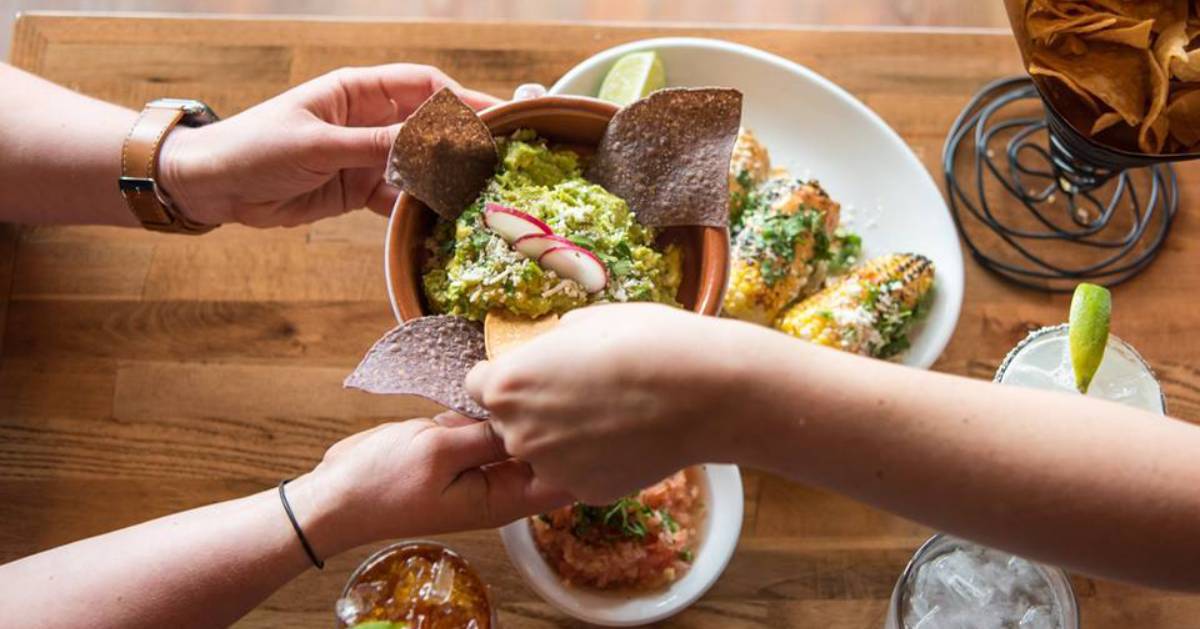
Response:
[466,303,1200,591]
[0,62,498,228]
[0,416,567,628]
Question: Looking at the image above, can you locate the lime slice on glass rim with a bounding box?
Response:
[1068,283,1112,394]
[597,51,665,105]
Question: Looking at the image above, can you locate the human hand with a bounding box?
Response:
[292,414,570,554]
[465,303,770,504]
[158,64,499,228]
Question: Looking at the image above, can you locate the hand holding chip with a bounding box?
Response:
[288,416,571,555]
[465,303,764,504]
[157,64,499,227]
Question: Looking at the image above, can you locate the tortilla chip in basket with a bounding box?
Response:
[586,87,742,228]
[386,88,498,221]
[1011,0,1200,153]
[345,315,489,419]
[1083,19,1155,47]
[1166,87,1200,146]
[1031,44,1151,126]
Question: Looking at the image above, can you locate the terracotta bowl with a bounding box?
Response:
[384,95,730,323]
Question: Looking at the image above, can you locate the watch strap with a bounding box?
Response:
[120,103,217,234]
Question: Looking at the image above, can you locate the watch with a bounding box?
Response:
[119,98,220,234]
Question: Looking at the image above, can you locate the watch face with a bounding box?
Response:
[148,98,219,125]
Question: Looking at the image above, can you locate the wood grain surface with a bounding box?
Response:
[5,13,1200,628]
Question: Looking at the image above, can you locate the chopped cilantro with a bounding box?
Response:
[570,235,598,250]
[469,229,493,251]
[754,208,825,286]
[568,496,679,542]
[678,549,694,563]
[829,232,862,275]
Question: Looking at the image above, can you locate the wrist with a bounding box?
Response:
[706,324,815,471]
[158,126,231,226]
[282,471,362,561]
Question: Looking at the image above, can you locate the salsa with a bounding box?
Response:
[336,542,492,629]
[423,130,682,321]
[531,467,706,591]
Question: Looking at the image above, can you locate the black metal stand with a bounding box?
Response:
[943,76,1178,291]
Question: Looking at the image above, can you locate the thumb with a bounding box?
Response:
[464,360,491,407]
[432,420,508,471]
[320,122,401,170]
[448,459,573,527]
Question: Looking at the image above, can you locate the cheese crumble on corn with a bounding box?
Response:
[774,253,935,358]
[722,177,842,325]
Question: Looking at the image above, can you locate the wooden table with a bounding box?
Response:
[4,13,1200,628]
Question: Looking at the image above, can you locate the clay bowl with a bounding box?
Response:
[385,95,730,324]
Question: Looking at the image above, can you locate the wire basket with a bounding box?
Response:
[942,2,1186,291]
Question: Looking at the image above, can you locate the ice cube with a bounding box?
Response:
[422,555,457,604]
[335,580,387,625]
[906,603,941,629]
[1019,605,1057,629]
[903,545,1063,629]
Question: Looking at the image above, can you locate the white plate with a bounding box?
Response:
[551,37,963,368]
[499,464,743,626]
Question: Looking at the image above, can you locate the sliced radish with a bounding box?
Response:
[513,233,576,260]
[538,245,609,293]
[483,202,551,243]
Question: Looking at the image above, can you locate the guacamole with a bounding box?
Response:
[423,130,682,321]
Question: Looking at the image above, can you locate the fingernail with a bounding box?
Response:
[512,83,547,101]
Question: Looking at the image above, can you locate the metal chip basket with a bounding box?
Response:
[942,1,1188,290]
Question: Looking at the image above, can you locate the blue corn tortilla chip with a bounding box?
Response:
[586,87,742,228]
[385,88,498,221]
[344,315,489,419]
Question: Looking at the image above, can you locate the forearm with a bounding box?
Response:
[0,63,139,226]
[0,474,352,628]
[733,332,1200,590]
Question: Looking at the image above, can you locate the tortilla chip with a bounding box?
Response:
[1030,0,1094,18]
[1084,0,1188,28]
[1030,44,1150,125]
[385,88,498,221]
[1167,88,1200,146]
[1057,33,1092,54]
[1028,62,1102,112]
[1028,12,1118,43]
[484,310,559,359]
[1171,48,1200,79]
[1155,19,1191,69]
[345,315,489,419]
[586,87,742,228]
[1141,24,1187,152]
[1090,111,1127,134]
[1082,19,1155,48]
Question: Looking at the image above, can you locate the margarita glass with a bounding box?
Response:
[994,324,1165,415]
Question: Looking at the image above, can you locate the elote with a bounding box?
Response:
[722,177,842,325]
[728,127,771,225]
[774,253,935,358]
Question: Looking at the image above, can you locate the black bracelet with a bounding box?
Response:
[278,479,324,570]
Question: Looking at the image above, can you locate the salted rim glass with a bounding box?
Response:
[993,323,1167,415]
[884,534,1080,629]
[335,540,498,628]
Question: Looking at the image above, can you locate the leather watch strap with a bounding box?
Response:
[120,103,217,234]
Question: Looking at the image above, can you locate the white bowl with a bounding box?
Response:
[499,464,743,626]
[551,38,964,369]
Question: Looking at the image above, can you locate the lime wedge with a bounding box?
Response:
[1068,283,1112,394]
[597,51,665,106]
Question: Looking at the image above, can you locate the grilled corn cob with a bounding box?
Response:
[729,128,771,223]
[775,253,934,358]
[722,178,841,325]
